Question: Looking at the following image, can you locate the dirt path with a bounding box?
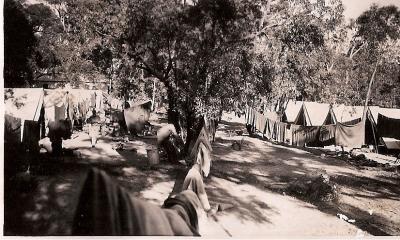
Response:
[5,113,399,237]
[206,113,399,237]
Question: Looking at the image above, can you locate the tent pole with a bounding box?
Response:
[369,112,379,154]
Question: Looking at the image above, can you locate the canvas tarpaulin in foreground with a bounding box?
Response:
[72,168,200,236]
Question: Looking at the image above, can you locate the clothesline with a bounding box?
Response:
[245,106,366,149]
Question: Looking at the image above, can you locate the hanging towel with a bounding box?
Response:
[189,126,213,160]
[319,124,336,145]
[285,123,292,144]
[55,103,65,121]
[90,92,96,108]
[265,118,275,140]
[4,114,22,144]
[277,122,287,143]
[335,122,364,148]
[292,125,319,147]
[48,120,72,141]
[22,120,41,153]
[291,125,302,147]
[255,112,267,133]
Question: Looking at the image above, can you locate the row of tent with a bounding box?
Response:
[247,101,400,151]
[4,88,156,151]
[4,88,105,124]
[4,88,107,153]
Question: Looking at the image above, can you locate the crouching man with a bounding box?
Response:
[157,124,184,164]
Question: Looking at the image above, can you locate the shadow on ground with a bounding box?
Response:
[4,135,179,236]
[210,120,400,236]
[4,117,400,236]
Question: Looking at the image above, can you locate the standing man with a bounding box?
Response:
[87,109,102,148]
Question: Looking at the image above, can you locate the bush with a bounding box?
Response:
[287,172,339,202]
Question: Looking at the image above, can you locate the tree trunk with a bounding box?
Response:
[362,61,379,123]
[166,85,180,133]
[362,61,379,147]
[151,78,156,111]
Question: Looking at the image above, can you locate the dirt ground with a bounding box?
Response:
[4,112,400,237]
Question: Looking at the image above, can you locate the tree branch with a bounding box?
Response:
[136,57,166,83]
[94,28,115,38]
[350,42,366,59]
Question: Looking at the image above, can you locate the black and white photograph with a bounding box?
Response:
[2,0,400,237]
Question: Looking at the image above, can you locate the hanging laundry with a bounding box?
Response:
[335,122,364,148]
[95,91,102,111]
[292,125,319,147]
[272,122,287,143]
[246,107,253,125]
[250,109,256,131]
[22,120,41,154]
[67,95,75,120]
[48,120,73,141]
[90,91,96,108]
[285,124,292,145]
[265,118,276,140]
[255,112,267,134]
[189,126,213,161]
[55,103,66,121]
[318,124,336,146]
[4,114,22,144]
[303,126,319,147]
[264,111,280,122]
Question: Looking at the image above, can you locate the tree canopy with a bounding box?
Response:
[4,0,400,148]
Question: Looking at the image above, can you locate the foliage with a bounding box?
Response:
[124,0,263,124]
[4,0,37,87]
[4,0,400,124]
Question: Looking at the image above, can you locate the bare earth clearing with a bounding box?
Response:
[5,112,400,237]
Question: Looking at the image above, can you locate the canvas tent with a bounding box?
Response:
[332,105,364,124]
[282,100,303,123]
[5,88,44,122]
[372,107,400,123]
[124,100,152,135]
[294,102,336,126]
[375,108,400,150]
[4,88,45,153]
[330,105,381,148]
